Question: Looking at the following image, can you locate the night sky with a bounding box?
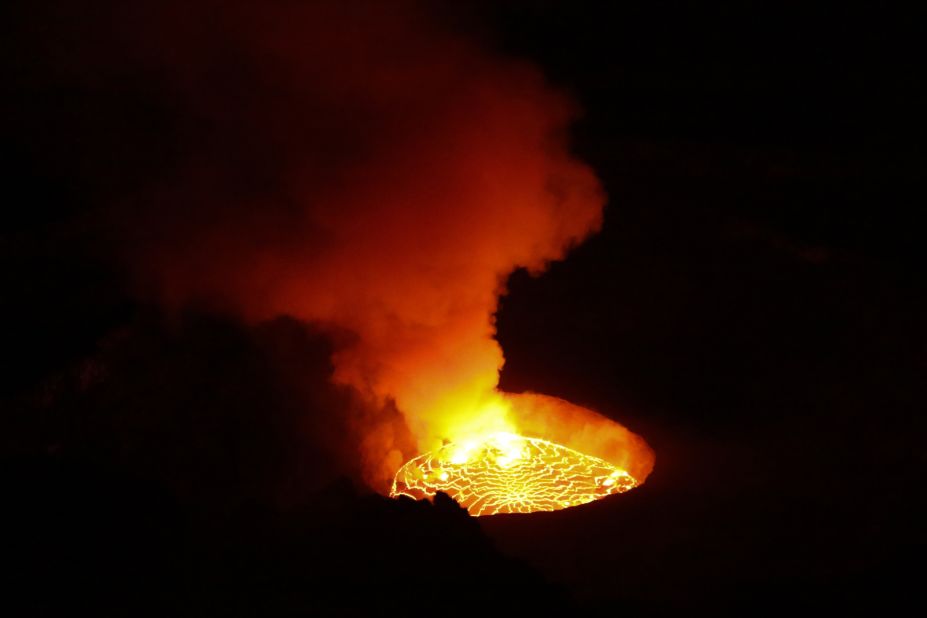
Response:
[2,1,925,615]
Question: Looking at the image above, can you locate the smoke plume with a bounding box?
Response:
[26,1,606,487]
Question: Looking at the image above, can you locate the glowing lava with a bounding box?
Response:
[390,432,638,516]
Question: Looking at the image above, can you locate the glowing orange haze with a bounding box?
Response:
[125,1,653,491]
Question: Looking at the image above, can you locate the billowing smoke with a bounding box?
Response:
[27,1,605,488]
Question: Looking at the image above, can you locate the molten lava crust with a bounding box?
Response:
[390,432,637,516]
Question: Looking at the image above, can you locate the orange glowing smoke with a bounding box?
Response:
[111,1,653,493]
[391,433,637,516]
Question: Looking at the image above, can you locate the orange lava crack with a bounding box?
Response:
[390,432,637,516]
